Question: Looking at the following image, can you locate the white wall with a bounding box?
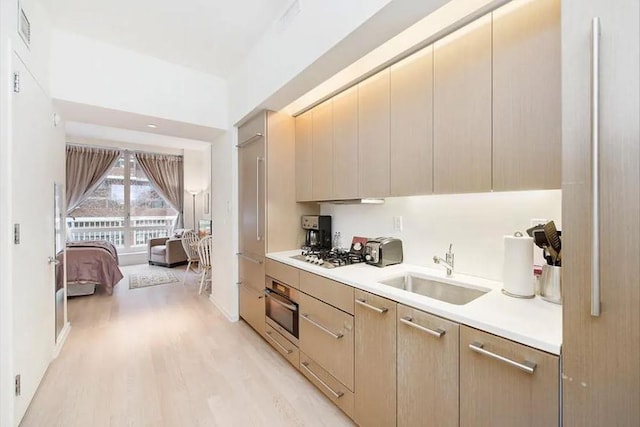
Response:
[208,130,238,321]
[50,30,229,130]
[322,190,562,281]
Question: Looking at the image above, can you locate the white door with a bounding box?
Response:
[12,54,60,423]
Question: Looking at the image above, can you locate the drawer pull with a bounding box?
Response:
[469,341,537,374]
[301,361,344,399]
[265,331,293,354]
[236,253,264,264]
[355,298,388,314]
[400,316,445,338]
[236,132,264,148]
[301,314,343,339]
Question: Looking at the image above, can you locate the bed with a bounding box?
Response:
[59,240,124,296]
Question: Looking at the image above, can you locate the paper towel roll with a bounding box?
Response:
[502,233,535,298]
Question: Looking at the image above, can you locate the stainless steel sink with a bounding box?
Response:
[379,274,489,305]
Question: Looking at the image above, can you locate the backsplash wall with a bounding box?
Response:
[321,190,561,282]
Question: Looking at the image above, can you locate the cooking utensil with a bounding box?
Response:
[544,221,562,253]
[532,229,549,249]
[526,223,545,238]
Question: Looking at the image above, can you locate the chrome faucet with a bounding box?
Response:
[433,243,454,276]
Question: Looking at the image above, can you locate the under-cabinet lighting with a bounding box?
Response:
[283,0,502,116]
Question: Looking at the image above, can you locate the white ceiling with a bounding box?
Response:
[51,0,292,78]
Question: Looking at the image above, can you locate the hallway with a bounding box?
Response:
[20,265,352,426]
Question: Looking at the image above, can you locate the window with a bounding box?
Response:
[67,152,178,252]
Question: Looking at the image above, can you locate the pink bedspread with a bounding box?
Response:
[62,241,123,295]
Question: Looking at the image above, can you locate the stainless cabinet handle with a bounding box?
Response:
[355,298,388,314]
[236,132,263,148]
[591,17,601,317]
[236,253,263,264]
[256,156,263,242]
[48,256,60,265]
[300,361,344,399]
[301,314,343,339]
[468,341,536,374]
[400,316,445,338]
[265,331,293,354]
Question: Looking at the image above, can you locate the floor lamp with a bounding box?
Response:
[188,191,199,231]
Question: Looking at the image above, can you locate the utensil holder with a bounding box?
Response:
[540,265,562,304]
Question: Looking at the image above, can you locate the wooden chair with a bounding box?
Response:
[197,236,213,295]
[181,230,200,285]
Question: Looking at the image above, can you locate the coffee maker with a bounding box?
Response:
[301,215,331,251]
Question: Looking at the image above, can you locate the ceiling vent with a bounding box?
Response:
[18,5,31,47]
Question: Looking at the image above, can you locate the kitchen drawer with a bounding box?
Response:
[238,255,265,292]
[299,270,354,315]
[265,259,299,289]
[238,283,265,337]
[460,326,559,427]
[299,292,354,391]
[300,351,354,420]
[264,323,299,368]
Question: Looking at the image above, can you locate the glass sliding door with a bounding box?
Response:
[67,151,178,253]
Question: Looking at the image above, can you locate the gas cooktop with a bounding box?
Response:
[290,248,365,269]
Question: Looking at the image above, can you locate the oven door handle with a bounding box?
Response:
[264,289,298,311]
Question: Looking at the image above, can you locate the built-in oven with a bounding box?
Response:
[264,277,299,346]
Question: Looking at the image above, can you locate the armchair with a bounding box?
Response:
[148,237,188,268]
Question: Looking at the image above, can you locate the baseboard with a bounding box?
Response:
[209,294,239,322]
[53,322,71,358]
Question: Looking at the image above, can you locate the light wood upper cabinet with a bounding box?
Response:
[433,15,492,194]
[492,0,561,191]
[397,304,459,427]
[358,69,390,198]
[312,100,333,200]
[354,291,397,427]
[332,86,359,200]
[460,326,559,427]
[295,110,313,201]
[390,46,434,196]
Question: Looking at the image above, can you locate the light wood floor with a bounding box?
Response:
[20,265,354,427]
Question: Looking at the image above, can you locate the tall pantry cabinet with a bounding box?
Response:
[237,111,315,335]
[561,0,639,425]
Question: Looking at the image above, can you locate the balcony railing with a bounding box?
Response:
[67,216,176,249]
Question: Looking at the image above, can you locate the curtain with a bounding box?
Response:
[134,152,184,229]
[66,145,121,213]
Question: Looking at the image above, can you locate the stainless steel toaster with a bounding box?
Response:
[364,237,403,267]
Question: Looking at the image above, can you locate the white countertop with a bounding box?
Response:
[267,250,562,355]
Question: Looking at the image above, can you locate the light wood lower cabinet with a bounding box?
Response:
[298,292,354,391]
[238,282,265,337]
[459,326,559,427]
[264,323,299,368]
[397,304,459,427]
[299,352,355,419]
[354,291,397,427]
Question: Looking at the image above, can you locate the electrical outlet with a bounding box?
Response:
[531,218,548,227]
[393,216,403,232]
